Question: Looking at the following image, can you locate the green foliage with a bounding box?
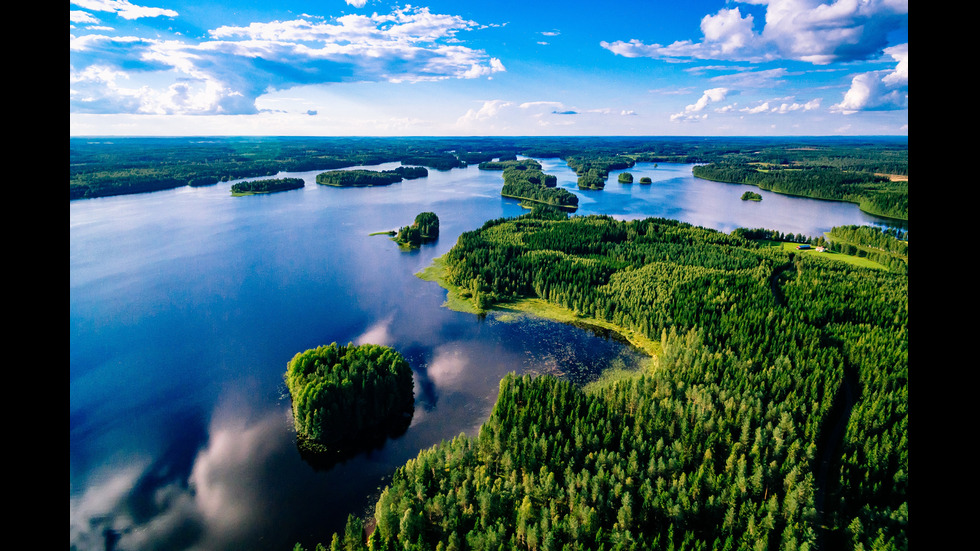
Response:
[230,177,304,196]
[618,172,634,184]
[639,176,652,185]
[693,163,907,220]
[284,343,414,449]
[333,211,907,550]
[499,166,577,210]
[396,212,440,247]
[740,191,762,201]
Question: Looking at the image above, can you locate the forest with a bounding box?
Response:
[284,343,415,454]
[396,212,441,247]
[69,136,906,201]
[692,164,907,220]
[230,177,305,196]
[307,207,907,550]
[316,166,429,187]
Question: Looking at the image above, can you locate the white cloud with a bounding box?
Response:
[602,0,908,65]
[70,10,100,24]
[71,6,504,115]
[832,43,907,113]
[457,99,514,126]
[710,67,789,88]
[71,0,178,20]
[671,87,730,122]
[345,0,368,7]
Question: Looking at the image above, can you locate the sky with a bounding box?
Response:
[70,0,908,136]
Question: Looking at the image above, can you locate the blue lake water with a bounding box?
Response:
[69,160,897,550]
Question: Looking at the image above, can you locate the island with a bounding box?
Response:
[395,212,440,247]
[499,166,578,210]
[639,176,652,184]
[230,177,304,196]
[315,166,428,187]
[284,343,414,454]
[618,172,634,184]
[741,190,763,201]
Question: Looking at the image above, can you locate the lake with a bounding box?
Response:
[69,160,896,550]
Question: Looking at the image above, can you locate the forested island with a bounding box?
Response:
[230,177,305,196]
[312,207,907,550]
[316,166,428,187]
[741,191,762,201]
[70,137,907,204]
[499,166,577,210]
[618,172,634,184]
[284,343,414,454]
[395,212,440,247]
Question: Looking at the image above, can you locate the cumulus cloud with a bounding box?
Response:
[602,0,907,65]
[833,43,908,113]
[671,87,730,122]
[71,0,178,20]
[345,0,368,7]
[70,5,504,115]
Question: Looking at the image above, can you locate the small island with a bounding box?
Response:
[618,172,634,184]
[230,177,305,196]
[316,166,428,187]
[741,191,763,201]
[285,343,414,454]
[500,166,577,210]
[395,212,440,247]
[639,176,652,185]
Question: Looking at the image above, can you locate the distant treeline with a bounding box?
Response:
[71,137,907,205]
[230,177,304,195]
[311,207,907,550]
[692,163,908,220]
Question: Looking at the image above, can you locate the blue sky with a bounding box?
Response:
[70,0,908,136]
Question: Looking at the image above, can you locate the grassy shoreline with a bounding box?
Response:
[417,254,662,362]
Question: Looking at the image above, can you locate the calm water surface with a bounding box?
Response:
[69,161,895,550]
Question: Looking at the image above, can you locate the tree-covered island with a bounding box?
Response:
[284,343,414,454]
[230,177,305,196]
[618,172,634,184]
[492,163,578,211]
[316,166,428,187]
[395,212,440,247]
[741,190,763,201]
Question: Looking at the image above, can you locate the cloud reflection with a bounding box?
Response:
[70,404,298,551]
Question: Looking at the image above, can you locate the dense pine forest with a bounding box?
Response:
[285,343,415,454]
[308,207,907,550]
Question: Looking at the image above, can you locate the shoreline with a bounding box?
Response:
[416,254,661,362]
